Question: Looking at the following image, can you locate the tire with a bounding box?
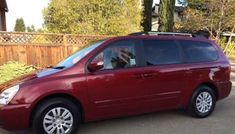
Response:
[188,85,216,118]
[33,98,81,134]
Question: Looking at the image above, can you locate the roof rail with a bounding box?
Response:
[129,31,193,37]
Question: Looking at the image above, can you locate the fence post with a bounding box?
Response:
[63,34,68,45]
[18,45,27,64]
[63,34,68,58]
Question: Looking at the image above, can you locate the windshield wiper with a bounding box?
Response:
[47,66,66,69]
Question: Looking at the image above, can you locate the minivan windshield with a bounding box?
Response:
[56,40,105,69]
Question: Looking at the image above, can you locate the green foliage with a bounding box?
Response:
[27,25,36,32]
[187,0,208,10]
[177,0,235,37]
[14,18,26,32]
[43,0,142,35]
[219,39,235,56]
[158,0,175,32]
[142,0,153,32]
[218,37,227,50]
[175,8,205,32]
[0,61,35,84]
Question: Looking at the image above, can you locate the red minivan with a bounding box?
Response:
[0,32,232,134]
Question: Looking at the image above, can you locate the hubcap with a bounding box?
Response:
[43,107,73,134]
[196,91,213,114]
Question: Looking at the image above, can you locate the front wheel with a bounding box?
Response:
[33,98,81,134]
[188,86,216,118]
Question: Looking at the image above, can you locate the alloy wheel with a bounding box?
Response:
[43,107,74,134]
[195,91,213,114]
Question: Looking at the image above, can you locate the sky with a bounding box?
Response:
[6,0,50,31]
[5,0,179,32]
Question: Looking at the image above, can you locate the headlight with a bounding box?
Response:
[0,85,20,105]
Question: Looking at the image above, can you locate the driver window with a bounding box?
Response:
[92,40,137,70]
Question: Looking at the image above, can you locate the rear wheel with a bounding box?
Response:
[33,98,81,134]
[188,85,216,118]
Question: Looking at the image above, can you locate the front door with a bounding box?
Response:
[86,39,149,120]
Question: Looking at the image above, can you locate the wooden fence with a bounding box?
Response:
[0,32,110,68]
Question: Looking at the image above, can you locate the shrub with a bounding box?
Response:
[0,61,36,84]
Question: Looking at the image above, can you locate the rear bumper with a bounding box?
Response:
[0,104,31,130]
[216,81,232,100]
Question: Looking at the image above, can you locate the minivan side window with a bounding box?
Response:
[91,40,137,70]
[143,40,182,66]
[179,40,218,63]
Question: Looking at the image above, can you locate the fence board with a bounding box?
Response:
[0,45,78,68]
[0,32,110,68]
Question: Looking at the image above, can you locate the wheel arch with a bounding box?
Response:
[185,82,219,108]
[29,93,84,128]
[197,82,218,100]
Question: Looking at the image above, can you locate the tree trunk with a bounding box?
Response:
[158,0,175,32]
[216,0,226,40]
[142,0,153,32]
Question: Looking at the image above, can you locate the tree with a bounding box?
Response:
[158,0,176,32]
[142,0,153,32]
[14,18,26,32]
[27,25,36,32]
[43,0,142,35]
[177,0,235,39]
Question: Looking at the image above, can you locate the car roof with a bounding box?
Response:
[107,35,214,44]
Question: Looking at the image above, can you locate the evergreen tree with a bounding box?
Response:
[142,0,153,32]
[27,25,36,32]
[158,0,175,32]
[14,18,26,32]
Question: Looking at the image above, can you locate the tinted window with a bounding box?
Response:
[91,40,137,70]
[179,40,218,63]
[143,40,181,65]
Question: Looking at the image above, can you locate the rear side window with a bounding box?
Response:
[143,40,182,65]
[179,40,218,63]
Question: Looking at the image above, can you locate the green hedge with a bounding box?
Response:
[0,61,36,84]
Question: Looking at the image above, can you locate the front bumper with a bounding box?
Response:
[0,104,31,130]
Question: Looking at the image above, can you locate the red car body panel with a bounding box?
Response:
[0,36,232,130]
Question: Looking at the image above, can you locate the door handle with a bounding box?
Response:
[142,73,157,78]
[131,73,144,79]
[131,72,158,79]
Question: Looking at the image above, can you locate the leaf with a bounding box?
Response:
[0,61,36,84]
[43,0,142,35]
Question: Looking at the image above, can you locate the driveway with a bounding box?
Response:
[0,89,234,134]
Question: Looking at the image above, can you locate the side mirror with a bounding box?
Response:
[88,61,104,72]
